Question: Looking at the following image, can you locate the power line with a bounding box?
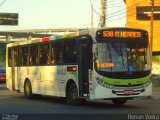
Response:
[107,4,124,8]
[93,8,102,16]
[93,0,151,27]
[0,0,7,8]
[107,1,125,6]
[107,10,135,24]
[91,0,143,26]
[106,0,134,10]
[106,0,146,20]
[106,0,148,23]
[107,12,160,30]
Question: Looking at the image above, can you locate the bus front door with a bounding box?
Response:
[78,38,90,98]
[11,49,19,91]
[11,49,16,90]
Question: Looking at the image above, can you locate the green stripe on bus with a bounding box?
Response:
[103,76,150,85]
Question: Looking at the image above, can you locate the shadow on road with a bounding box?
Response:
[18,94,147,110]
[0,83,149,110]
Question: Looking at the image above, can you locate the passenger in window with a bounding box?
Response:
[9,59,12,66]
[57,53,62,64]
[40,54,47,64]
[35,56,39,65]
[47,55,55,65]
[32,55,36,65]
[39,45,46,64]
[29,56,33,65]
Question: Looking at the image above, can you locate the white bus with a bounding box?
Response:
[6,28,152,105]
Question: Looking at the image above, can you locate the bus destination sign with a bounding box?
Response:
[101,31,142,38]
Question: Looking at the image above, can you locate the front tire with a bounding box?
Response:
[66,83,85,105]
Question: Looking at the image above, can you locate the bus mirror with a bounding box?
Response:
[93,53,97,61]
[92,44,97,53]
[93,44,98,60]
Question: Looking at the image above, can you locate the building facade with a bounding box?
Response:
[125,0,160,52]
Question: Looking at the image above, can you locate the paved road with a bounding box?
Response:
[0,83,160,120]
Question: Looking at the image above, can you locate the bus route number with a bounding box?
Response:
[103,31,142,38]
[103,31,114,37]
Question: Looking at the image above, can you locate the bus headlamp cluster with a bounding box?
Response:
[143,80,152,87]
[96,77,112,88]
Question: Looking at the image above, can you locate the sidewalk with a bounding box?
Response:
[152,87,160,99]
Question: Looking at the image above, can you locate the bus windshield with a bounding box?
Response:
[95,41,151,73]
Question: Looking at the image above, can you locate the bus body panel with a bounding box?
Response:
[6,67,19,91]
[6,28,152,103]
[17,65,78,97]
[89,70,152,99]
[91,83,152,99]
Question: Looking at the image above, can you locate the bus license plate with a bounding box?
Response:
[124,89,133,94]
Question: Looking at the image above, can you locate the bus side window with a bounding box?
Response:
[48,44,55,65]
[39,43,49,65]
[29,44,38,65]
[51,41,62,65]
[21,46,29,66]
[19,47,27,66]
[63,39,77,64]
[14,50,17,66]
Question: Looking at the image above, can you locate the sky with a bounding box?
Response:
[0,0,126,31]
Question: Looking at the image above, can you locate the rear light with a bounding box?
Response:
[67,66,77,71]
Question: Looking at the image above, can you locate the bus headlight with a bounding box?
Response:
[143,80,152,87]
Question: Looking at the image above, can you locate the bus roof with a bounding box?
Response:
[6,27,148,47]
[7,29,93,47]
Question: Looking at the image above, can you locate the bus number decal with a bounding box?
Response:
[57,69,66,75]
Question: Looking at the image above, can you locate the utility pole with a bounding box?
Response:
[100,0,106,28]
[150,0,154,52]
[90,0,94,29]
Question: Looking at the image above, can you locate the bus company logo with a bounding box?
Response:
[128,83,132,87]
[2,114,18,120]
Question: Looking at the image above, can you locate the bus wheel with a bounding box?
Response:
[66,83,83,105]
[24,80,33,99]
[112,99,127,106]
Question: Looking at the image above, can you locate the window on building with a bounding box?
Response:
[136,6,160,20]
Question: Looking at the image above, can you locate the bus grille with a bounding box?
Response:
[112,88,145,96]
[113,84,143,87]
